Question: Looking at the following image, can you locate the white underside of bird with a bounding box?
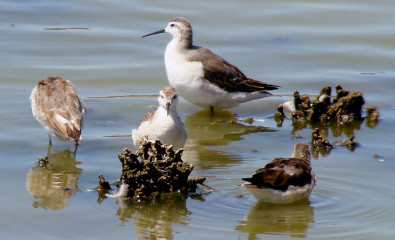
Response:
[132,106,187,149]
[164,40,268,109]
[244,172,316,204]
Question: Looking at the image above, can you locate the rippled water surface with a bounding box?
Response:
[1,0,395,239]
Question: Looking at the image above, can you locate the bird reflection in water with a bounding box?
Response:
[235,200,314,239]
[182,109,275,169]
[26,148,82,210]
[115,194,194,240]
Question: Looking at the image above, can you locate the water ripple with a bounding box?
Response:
[185,165,395,239]
[309,167,395,238]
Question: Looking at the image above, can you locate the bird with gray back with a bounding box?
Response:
[142,17,279,114]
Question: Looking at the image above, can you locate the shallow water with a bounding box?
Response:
[1,0,395,239]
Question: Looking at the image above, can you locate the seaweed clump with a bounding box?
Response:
[275,85,373,127]
[98,174,111,191]
[275,85,379,158]
[292,85,365,123]
[102,138,206,201]
[96,174,112,204]
[365,106,379,129]
[37,156,50,168]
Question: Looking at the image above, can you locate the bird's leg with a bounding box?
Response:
[210,106,215,115]
[73,140,79,153]
[47,143,52,156]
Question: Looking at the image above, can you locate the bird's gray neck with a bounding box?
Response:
[182,31,193,49]
[173,31,193,49]
[292,151,311,162]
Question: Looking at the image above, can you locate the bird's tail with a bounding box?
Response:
[245,78,280,92]
[242,177,253,182]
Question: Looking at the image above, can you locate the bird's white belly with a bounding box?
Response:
[244,173,316,204]
[165,55,214,107]
[132,113,187,149]
[164,46,266,108]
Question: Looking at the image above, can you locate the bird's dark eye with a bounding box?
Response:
[170,24,175,27]
[173,95,177,99]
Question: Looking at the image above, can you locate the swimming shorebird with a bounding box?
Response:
[132,87,187,149]
[242,142,316,204]
[30,77,86,151]
[142,17,279,114]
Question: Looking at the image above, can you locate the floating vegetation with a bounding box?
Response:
[243,117,254,124]
[275,85,380,158]
[37,156,50,168]
[365,106,379,129]
[97,174,111,191]
[96,174,112,204]
[284,85,367,124]
[99,138,207,201]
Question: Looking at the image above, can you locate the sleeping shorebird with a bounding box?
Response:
[30,77,86,151]
[142,17,279,114]
[242,142,316,204]
[132,87,187,149]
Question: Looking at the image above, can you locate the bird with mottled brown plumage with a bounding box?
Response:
[30,77,86,151]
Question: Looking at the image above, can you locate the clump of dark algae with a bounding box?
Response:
[37,156,50,168]
[290,85,366,124]
[273,105,285,128]
[99,138,207,202]
[275,85,380,157]
[98,174,111,191]
[96,174,112,203]
[365,106,379,129]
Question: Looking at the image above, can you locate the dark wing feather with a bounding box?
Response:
[242,158,312,192]
[187,47,279,93]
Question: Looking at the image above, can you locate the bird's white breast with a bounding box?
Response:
[245,172,316,204]
[132,107,187,149]
[164,40,266,108]
[165,41,226,107]
[165,41,204,90]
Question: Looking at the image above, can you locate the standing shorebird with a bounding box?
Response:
[242,142,316,204]
[142,17,279,114]
[30,77,86,151]
[132,87,187,149]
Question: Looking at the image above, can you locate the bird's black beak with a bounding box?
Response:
[142,29,165,38]
[166,102,171,116]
